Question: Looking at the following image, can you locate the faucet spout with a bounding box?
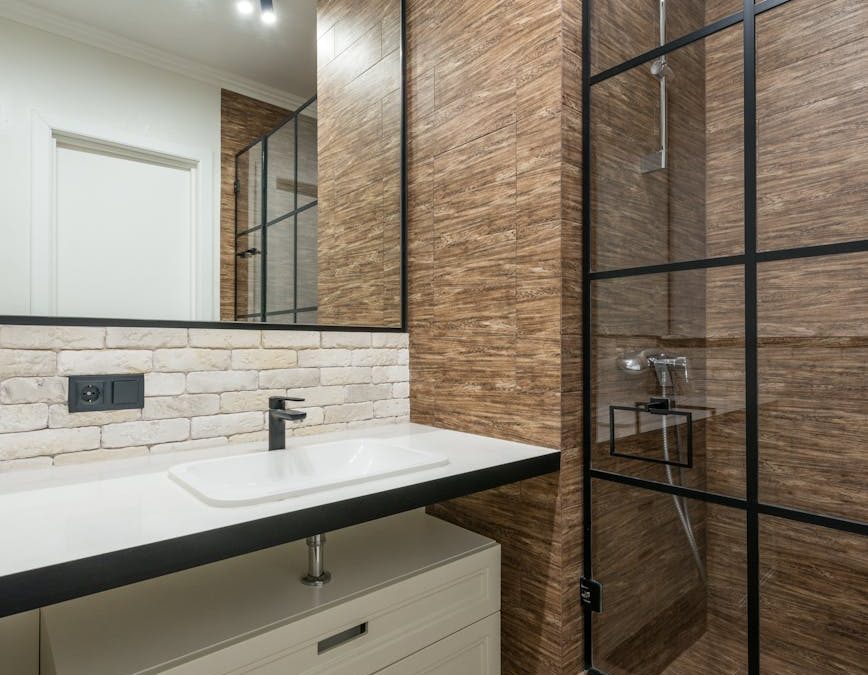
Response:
[268,396,307,450]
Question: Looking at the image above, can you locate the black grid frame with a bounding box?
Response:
[234,96,319,325]
[580,1,868,673]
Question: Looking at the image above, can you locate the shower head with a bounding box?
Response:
[616,349,654,374]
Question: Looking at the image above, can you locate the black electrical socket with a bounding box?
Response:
[68,374,145,413]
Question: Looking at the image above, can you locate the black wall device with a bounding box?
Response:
[68,374,145,413]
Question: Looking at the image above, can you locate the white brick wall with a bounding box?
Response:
[0,326,410,469]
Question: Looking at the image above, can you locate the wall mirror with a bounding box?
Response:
[0,0,405,330]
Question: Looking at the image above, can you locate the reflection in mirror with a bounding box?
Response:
[0,0,403,328]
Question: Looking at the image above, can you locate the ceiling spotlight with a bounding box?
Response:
[260,0,276,24]
[236,0,254,15]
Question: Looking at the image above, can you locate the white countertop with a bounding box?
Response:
[0,423,558,579]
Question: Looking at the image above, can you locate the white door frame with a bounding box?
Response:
[29,110,218,319]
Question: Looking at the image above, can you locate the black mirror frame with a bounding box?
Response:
[0,0,408,334]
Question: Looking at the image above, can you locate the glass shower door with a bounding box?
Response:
[581,0,867,674]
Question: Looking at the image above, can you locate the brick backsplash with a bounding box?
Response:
[0,326,409,470]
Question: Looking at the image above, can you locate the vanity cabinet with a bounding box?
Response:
[40,512,500,675]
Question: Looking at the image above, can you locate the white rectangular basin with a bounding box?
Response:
[169,439,449,506]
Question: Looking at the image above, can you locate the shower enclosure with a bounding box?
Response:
[581,0,867,673]
[235,97,318,324]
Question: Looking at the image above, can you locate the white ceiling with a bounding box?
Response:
[4,0,316,105]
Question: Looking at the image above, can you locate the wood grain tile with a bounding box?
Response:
[756,0,867,251]
[760,516,868,674]
[407,1,583,672]
[757,253,868,521]
[316,0,403,327]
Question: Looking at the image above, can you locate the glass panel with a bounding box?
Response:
[591,0,742,75]
[235,142,262,235]
[268,312,297,325]
[592,479,747,674]
[297,110,318,210]
[266,119,295,222]
[758,252,868,521]
[591,27,744,272]
[234,228,261,319]
[265,219,295,314]
[591,266,745,497]
[756,0,868,250]
[760,516,868,673]
[296,310,318,324]
[296,207,318,312]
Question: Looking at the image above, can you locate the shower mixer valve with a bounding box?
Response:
[615,349,689,393]
[647,354,689,391]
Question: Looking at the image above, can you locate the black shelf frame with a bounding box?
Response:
[580,0,868,673]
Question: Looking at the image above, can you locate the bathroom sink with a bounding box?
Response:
[169,439,449,506]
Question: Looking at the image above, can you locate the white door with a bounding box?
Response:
[53,144,195,320]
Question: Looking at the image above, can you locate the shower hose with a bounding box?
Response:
[660,384,707,585]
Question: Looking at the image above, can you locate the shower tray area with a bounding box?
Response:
[580,0,868,674]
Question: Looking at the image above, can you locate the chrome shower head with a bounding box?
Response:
[616,349,654,374]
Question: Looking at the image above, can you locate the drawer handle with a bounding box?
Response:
[317,622,368,654]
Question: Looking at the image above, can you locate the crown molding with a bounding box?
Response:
[0,0,307,111]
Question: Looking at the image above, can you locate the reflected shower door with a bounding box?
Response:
[235,141,263,321]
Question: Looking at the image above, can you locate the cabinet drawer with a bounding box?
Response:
[377,614,500,675]
[162,546,500,675]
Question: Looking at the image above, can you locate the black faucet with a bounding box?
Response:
[268,396,307,450]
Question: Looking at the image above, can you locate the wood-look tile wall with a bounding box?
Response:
[406,0,582,672]
[316,0,403,327]
[759,516,868,674]
[220,90,289,321]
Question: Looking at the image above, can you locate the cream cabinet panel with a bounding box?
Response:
[378,614,500,675]
[0,610,39,675]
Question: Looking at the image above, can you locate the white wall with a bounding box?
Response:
[0,17,221,318]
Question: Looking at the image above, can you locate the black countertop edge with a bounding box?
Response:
[0,452,560,618]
